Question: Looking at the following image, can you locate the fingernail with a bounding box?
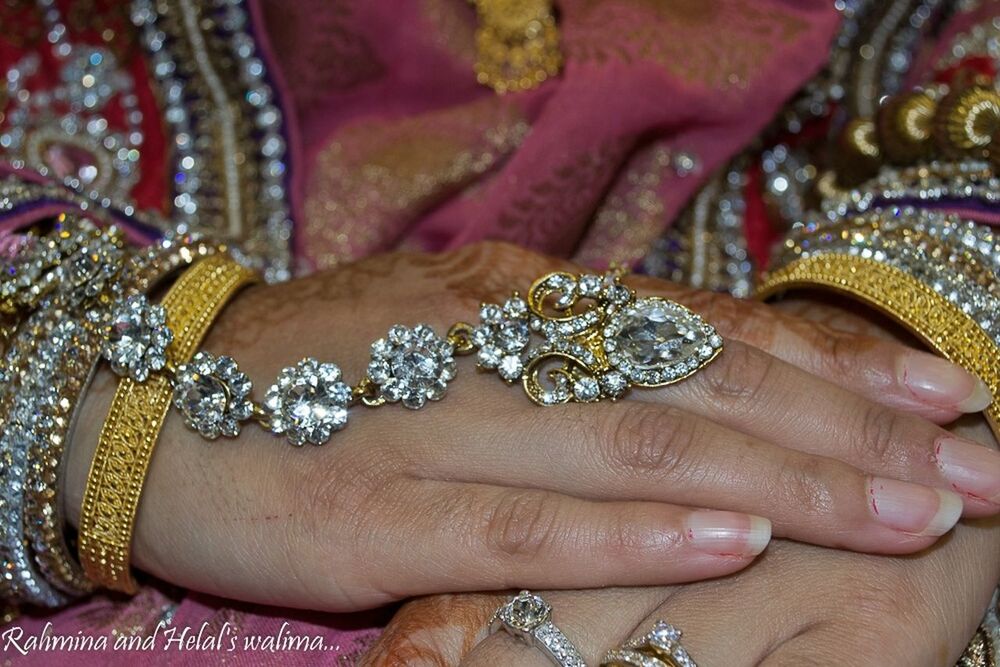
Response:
[898,353,993,412]
[936,437,1000,504]
[686,511,771,556]
[868,477,963,536]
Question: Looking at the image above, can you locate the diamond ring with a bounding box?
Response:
[601,620,698,667]
[490,590,586,667]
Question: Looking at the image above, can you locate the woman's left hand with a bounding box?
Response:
[365,516,999,666]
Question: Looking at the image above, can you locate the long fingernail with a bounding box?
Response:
[868,477,963,536]
[686,511,771,556]
[898,353,993,412]
[936,437,1000,504]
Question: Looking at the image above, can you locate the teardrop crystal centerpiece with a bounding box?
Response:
[604,297,722,386]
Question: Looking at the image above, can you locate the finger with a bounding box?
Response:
[630,511,1000,667]
[417,401,964,553]
[365,482,770,597]
[761,305,993,423]
[629,277,992,422]
[615,544,823,667]
[361,593,504,667]
[642,338,1000,515]
[461,589,663,667]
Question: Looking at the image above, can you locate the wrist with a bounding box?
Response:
[64,364,115,529]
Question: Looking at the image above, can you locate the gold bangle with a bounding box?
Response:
[78,255,257,593]
[756,254,999,438]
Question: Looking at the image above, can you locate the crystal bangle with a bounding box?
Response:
[22,309,103,597]
[0,305,72,606]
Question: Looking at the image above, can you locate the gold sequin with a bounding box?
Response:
[304,97,529,270]
[567,0,808,90]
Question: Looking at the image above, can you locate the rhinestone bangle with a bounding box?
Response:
[0,215,224,605]
[0,215,130,606]
[22,309,102,597]
[0,306,71,607]
[78,254,257,593]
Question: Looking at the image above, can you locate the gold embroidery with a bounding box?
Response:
[494,137,631,251]
[957,628,995,667]
[568,0,808,90]
[304,97,529,270]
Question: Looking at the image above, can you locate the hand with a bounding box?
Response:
[365,504,999,666]
[363,299,1000,666]
[64,242,999,612]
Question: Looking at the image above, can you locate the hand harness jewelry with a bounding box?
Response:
[4,218,724,451]
[55,238,723,448]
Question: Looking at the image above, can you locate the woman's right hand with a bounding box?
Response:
[64,242,999,612]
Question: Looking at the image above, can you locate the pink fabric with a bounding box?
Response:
[265,0,841,270]
[6,582,384,665]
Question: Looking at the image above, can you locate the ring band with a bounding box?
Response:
[603,648,671,666]
[602,620,698,667]
[490,590,586,667]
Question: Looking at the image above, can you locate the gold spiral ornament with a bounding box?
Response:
[934,85,1000,159]
[877,91,937,163]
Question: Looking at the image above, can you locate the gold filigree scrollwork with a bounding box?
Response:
[460,269,724,406]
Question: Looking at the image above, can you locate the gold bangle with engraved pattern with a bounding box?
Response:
[755,255,999,438]
[78,255,258,593]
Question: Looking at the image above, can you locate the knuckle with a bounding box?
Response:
[601,506,679,562]
[483,491,560,561]
[771,453,836,518]
[853,403,907,466]
[699,342,775,416]
[604,404,703,479]
[818,331,864,381]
